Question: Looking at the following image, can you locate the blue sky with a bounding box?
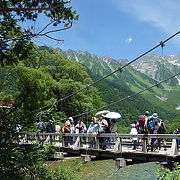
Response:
[33,0,180,61]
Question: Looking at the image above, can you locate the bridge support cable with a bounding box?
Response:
[65,71,180,121]
[36,31,180,113]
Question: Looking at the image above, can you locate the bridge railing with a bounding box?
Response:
[18,132,180,156]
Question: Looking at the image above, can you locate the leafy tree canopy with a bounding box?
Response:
[0,49,105,126]
[0,0,78,65]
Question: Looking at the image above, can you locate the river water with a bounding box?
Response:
[48,158,160,180]
[112,162,160,180]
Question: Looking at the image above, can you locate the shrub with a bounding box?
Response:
[157,163,180,180]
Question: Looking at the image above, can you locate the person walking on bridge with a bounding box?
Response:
[37,119,46,133]
[98,115,109,150]
[173,125,180,145]
[64,117,74,146]
[137,111,150,134]
[147,113,161,151]
[75,119,87,134]
[87,117,99,148]
[130,123,138,150]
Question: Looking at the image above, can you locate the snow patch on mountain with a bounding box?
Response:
[175,77,180,85]
[169,59,180,66]
[155,95,168,101]
[75,56,79,62]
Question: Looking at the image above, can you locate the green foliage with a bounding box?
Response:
[0,49,106,125]
[0,0,78,66]
[165,117,180,133]
[51,166,80,180]
[0,143,79,180]
[22,124,38,132]
[40,144,56,160]
[0,1,81,179]
[15,62,59,111]
[157,163,180,180]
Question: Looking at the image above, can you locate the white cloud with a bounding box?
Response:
[113,0,180,35]
[126,37,133,44]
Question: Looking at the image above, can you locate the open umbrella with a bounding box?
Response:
[95,110,110,117]
[104,112,121,119]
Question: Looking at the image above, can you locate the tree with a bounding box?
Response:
[0,1,79,178]
[0,48,106,125]
[0,0,78,65]
[21,49,106,119]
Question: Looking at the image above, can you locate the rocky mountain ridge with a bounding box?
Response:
[131,54,180,86]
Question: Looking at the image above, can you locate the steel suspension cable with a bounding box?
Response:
[65,71,180,120]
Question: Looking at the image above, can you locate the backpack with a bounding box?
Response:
[158,120,166,133]
[138,115,146,127]
[147,116,156,131]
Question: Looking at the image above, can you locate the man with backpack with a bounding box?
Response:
[137,111,150,134]
[147,113,158,134]
[136,111,150,150]
[147,113,165,151]
[45,120,55,143]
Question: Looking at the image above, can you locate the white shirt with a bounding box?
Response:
[87,123,99,134]
[55,125,61,133]
[130,127,138,140]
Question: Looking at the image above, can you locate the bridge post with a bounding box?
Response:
[81,154,91,162]
[62,135,65,147]
[96,136,100,149]
[81,154,96,163]
[54,152,67,160]
[170,139,179,156]
[142,138,148,153]
[115,158,126,168]
[24,134,28,144]
[114,137,122,152]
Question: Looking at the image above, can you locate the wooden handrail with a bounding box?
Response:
[19,132,180,139]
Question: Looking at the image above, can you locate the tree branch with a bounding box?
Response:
[44,34,64,42]
[0,22,72,45]
[36,21,55,36]
[43,21,73,35]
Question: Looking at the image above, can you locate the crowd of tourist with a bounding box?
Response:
[130,111,167,151]
[35,110,179,150]
[36,115,117,149]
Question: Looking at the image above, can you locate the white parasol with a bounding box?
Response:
[104,112,121,119]
[95,110,110,117]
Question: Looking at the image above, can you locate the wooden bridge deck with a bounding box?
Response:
[18,132,180,163]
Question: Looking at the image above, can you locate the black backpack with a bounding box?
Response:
[158,120,166,133]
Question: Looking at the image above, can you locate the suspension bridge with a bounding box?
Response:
[17,132,180,166]
[2,32,179,169]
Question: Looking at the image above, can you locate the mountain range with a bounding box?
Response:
[51,48,180,123]
[131,54,180,86]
